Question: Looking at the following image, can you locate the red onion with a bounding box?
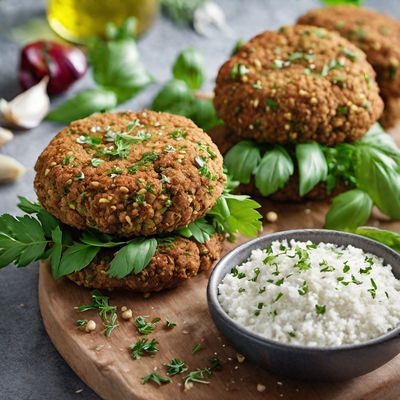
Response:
[19,41,87,95]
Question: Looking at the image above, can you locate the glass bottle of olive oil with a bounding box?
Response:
[47,0,159,43]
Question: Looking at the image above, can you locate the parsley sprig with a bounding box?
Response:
[135,316,161,335]
[76,290,119,336]
[130,338,159,359]
[166,358,188,375]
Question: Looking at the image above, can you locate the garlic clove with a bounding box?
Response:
[0,77,50,129]
[0,127,14,146]
[0,154,26,182]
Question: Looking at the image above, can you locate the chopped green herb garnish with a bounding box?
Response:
[315,304,326,315]
[135,316,161,335]
[91,158,104,167]
[130,338,159,360]
[231,63,249,79]
[166,358,188,375]
[208,355,222,371]
[298,280,309,296]
[142,372,171,386]
[170,128,187,140]
[272,292,284,304]
[62,155,74,165]
[192,343,203,354]
[341,49,357,61]
[184,368,212,386]
[266,98,279,110]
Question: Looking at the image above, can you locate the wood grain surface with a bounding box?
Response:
[39,193,400,400]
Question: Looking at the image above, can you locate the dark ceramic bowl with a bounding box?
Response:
[207,229,400,381]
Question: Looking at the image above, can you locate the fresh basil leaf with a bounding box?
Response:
[325,189,373,231]
[17,196,41,214]
[151,79,193,115]
[296,142,328,196]
[0,214,47,268]
[50,226,63,277]
[254,146,294,196]
[108,238,157,278]
[355,147,400,219]
[172,48,205,91]
[355,227,400,252]
[55,243,100,279]
[47,88,117,123]
[224,140,261,184]
[88,37,152,103]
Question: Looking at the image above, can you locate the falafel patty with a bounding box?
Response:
[214,25,383,145]
[34,110,225,237]
[68,233,224,292]
[298,6,400,98]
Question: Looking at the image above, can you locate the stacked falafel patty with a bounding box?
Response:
[32,110,261,292]
[212,25,386,202]
[298,5,400,129]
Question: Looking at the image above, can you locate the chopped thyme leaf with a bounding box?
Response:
[130,338,159,360]
[62,155,74,165]
[298,280,308,296]
[341,49,357,61]
[170,128,187,140]
[166,358,188,375]
[91,158,104,167]
[192,343,203,354]
[266,98,279,110]
[135,316,161,335]
[231,63,249,79]
[315,304,326,315]
[142,372,171,386]
[74,172,85,180]
[272,292,284,304]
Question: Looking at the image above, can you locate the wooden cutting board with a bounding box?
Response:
[38,196,400,400]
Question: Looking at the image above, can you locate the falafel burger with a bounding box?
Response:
[212,25,400,231]
[0,110,262,292]
[298,5,400,129]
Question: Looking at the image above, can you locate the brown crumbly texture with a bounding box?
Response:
[379,95,400,130]
[67,233,224,292]
[209,125,346,202]
[214,25,383,145]
[298,6,400,98]
[34,110,225,236]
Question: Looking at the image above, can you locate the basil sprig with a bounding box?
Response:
[224,124,400,231]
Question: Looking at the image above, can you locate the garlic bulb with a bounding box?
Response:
[0,77,50,129]
[0,127,13,146]
[0,154,26,182]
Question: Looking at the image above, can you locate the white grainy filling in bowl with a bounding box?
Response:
[218,240,400,346]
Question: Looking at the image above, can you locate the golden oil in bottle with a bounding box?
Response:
[47,0,159,43]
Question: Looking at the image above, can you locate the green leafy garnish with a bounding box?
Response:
[130,338,159,359]
[142,372,171,386]
[184,368,212,386]
[166,358,188,375]
[192,343,203,354]
[325,189,373,231]
[172,48,205,90]
[135,316,161,335]
[224,141,261,184]
[315,304,326,315]
[296,143,328,196]
[165,319,177,329]
[47,18,151,123]
[321,0,363,5]
[254,146,294,196]
[77,290,119,336]
[355,227,400,252]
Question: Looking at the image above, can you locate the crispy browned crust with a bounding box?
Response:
[34,110,225,237]
[214,25,383,145]
[67,233,225,292]
[379,95,400,130]
[298,6,400,98]
[209,125,346,202]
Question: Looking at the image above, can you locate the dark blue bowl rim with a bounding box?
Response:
[207,229,400,353]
